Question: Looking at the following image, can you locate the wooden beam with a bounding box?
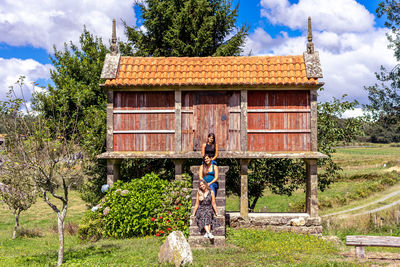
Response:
[346,235,400,247]
[98,151,328,159]
[240,90,247,152]
[247,109,311,113]
[113,110,175,114]
[113,130,175,134]
[248,129,311,133]
[175,90,182,152]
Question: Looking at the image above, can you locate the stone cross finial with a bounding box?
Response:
[110,19,118,55]
[307,17,314,54]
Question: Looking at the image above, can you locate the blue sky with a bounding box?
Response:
[0,0,396,117]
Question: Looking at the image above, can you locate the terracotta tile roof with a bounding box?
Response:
[103,55,319,87]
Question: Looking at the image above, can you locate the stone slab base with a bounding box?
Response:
[226,212,322,234]
[189,236,225,247]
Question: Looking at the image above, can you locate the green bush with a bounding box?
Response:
[79,173,192,241]
[78,210,104,242]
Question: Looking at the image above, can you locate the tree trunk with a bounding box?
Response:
[12,209,20,239]
[249,196,260,212]
[57,213,64,267]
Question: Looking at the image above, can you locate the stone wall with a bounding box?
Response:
[226,212,322,235]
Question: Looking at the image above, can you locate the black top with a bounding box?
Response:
[205,143,215,158]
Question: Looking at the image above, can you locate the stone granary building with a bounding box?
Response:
[98,18,327,244]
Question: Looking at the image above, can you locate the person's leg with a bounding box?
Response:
[204,225,210,238]
[209,182,219,197]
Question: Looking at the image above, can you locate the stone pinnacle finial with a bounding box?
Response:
[306,16,314,54]
[110,19,118,55]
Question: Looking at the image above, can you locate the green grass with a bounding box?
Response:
[0,191,360,266]
[2,143,400,266]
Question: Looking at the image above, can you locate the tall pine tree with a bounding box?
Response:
[120,0,248,57]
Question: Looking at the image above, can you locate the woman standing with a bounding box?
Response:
[199,154,219,197]
[202,133,218,165]
[193,179,219,239]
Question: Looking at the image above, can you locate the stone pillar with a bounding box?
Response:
[173,159,185,180]
[240,159,250,218]
[304,159,318,218]
[107,159,122,187]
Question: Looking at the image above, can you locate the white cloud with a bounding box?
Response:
[0,0,136,52]
[0,58,52,101]
[260,0,374,33]
[343,108,364,118]
[244,0,397,104]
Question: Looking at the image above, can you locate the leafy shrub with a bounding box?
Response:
[79,172,192,241]
[78,210,105,242]
[151,175,192,238]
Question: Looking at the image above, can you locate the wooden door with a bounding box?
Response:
[193,92,229,151]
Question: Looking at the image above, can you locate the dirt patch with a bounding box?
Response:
[343,251,400,266]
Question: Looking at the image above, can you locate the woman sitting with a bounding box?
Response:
[193,179,219,239]
[199,154,219,197]
[202,133,218,165]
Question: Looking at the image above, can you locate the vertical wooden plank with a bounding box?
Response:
[241,90,248,151]
[310,90,317,151]
[107,90,114,152]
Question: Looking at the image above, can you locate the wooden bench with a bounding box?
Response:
[346,235,400,259]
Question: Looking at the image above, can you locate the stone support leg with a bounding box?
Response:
[173,159,185,180]
[240,159,250,218]
[304,159,318,218]
[107,159,121,187]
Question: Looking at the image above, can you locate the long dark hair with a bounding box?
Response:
[202,154,212,177]
[207,133,216,148]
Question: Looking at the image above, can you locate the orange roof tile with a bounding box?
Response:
[103,55,319,87]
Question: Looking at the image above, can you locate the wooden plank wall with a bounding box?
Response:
[247,90,311,151]
[181,91,240,152]
[113,92,175,151]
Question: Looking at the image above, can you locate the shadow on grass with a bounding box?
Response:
[16,243,121,265]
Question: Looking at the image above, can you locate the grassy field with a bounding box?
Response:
[0,191,357,266]
[1,143,400,266]
[227,143,400,213]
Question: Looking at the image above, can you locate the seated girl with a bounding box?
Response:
[202,133,218,165]
[192,179,219,239]
[199,154,219,197]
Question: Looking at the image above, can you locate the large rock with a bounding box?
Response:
[158,231,193,266]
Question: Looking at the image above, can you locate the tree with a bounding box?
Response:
[0,173,36,239]
[0,85,37,239]
[226,92,364,210]
[32,28,109,205]
[120,0,248,56]
[363,0,400,142]
[2,78,86,266]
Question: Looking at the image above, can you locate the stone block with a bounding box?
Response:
[158,231,193,266]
